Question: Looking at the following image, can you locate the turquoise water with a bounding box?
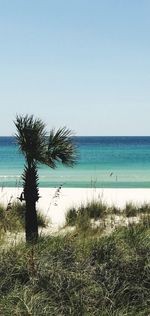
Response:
[0,136,150,188]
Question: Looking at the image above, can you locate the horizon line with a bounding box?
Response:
[1,135,150,138]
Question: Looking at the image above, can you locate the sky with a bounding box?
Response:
[0,0,150,136]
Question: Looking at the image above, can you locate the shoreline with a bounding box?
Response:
[1,187,150,228]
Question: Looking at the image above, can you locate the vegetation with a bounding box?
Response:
[66,200,150,231]
[15,114,76,242]
[66,201,108,227]
[0,218,150,315]
[0,202,47,236]
[0,200,150,314]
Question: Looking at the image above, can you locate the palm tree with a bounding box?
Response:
[15,114,76,242]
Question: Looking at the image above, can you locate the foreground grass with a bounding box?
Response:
[0,220,150,315]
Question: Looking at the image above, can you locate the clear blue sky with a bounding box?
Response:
[0,0,150,136]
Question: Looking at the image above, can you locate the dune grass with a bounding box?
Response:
[0,202,47,236]
[0,200,150,314]
[66,200,108,227]
[0,219,150,315]
[66,200,150,232]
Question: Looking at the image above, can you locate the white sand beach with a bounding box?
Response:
[1,187,150,229]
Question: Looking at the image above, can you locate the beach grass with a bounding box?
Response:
[66,200,150,232]
[0,200,150,314]
[0,202,47,236]
[66,200,108,226]
[0,219,150,315]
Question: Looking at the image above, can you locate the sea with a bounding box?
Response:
[0,136,150,188]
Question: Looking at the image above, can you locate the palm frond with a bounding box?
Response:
[46,127,77,168]
[14,115,47,164]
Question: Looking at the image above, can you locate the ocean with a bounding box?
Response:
[0,136,150,188]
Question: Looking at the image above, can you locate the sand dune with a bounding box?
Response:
[1,187,150,228]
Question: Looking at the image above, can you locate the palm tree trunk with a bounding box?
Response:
[25,199,38,242]
[23,163,40,243]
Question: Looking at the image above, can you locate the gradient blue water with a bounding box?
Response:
[0,136,150,188]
